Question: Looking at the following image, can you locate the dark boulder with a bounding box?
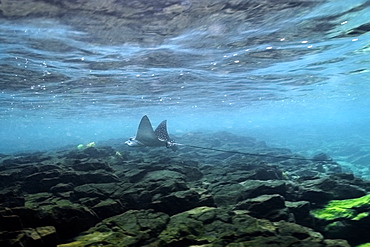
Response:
[151,189,215,215]
[286,200,314,227]
[297,174,367,206]
[0,187,25,207]
[60,209,170,246]
[234,194,290,221]
[72,183,118,201]
[70,158,114,172]
[0,226,57,247]
[91,199,125,219]
[59,206,350,246]
[0,214,23,231]
[50,183,74,193]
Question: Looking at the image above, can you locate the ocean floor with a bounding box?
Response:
[1,131,370,247]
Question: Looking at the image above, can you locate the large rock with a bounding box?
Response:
[59,170,120,185]
[207,182,245,206]
[286,200,314,227]
[70,158,114,172]
[58,207,350,247]
[0,187,25,207]
[118,160,203,183]
[304,175,366,199]
[234,194,290,221]
[59,209,170,247]
[0,213,23,231]
[151,189,215,215]
[157,207,349,247]
[297,174,368,206]
[0,226,57,247]
[72,183,119,200]
[91,199,125,219]
[239,180,287,200]
[208,179,287,207]
[113,167,213,214]
[50,183,74,193]
[12,196,100,241]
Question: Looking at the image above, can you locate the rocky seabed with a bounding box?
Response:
[1,132,370,247]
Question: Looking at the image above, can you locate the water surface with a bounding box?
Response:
[1,0,370,174]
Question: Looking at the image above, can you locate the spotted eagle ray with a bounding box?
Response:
[125,115,333,162]
[125,115,177,151]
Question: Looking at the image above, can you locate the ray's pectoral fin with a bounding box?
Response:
[133,115,164,146]
[155,120,178,151]
[154,120,170,142]
[136,115,158,143]
[125,115,160,147]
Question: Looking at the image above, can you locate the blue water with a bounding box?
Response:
[1,0,370,172]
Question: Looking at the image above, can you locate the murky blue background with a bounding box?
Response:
[0,0,369,171]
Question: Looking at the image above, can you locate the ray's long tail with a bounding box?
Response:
[171,142,333,162]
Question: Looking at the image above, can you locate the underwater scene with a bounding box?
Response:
[1,0,370,246]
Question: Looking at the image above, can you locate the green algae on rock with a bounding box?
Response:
[312,194,370,221]
[312,194,370,245]
[356,243,370,247]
